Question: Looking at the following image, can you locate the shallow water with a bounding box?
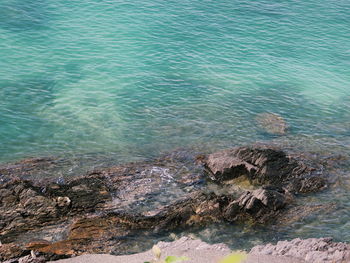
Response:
[1,0,350,250]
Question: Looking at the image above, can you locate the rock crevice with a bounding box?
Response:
[0,146,330,261]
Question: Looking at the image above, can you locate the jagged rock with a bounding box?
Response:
[250,237,350,263]
[256,112,288,135]
[0,176,112,243]
[0,147,331,260]
[29,188,292,257]
[0,243,29,261]
[27,192,235,257]
[223,187,288,223]
[0,158,57,183]
[18,254,46,263]
[203,146,327,194]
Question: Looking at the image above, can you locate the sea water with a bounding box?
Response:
[1,0,350,248]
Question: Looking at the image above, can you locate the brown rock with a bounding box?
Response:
[203,146,327,194]
[25,240,51,250]
[0,243,28,261]
[0,147,331,260]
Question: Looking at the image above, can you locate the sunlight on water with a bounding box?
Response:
[0,0,350,249]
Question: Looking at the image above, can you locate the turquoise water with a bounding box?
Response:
[1,0,350,248]
[1,0,349,163]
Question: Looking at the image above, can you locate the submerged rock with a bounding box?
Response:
[256,112,288,135]
[0,158,57,182]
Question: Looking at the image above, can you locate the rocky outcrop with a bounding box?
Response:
[0,176,111,244]
[250,237,350,263]
[0,158,56,179]
[0,146,330,261]
[0,243,29,261]
[223,186,289,223]
[11,237,350,263]
[203,146,327,194]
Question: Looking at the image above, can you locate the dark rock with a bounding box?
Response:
[203,146,327,194]
[223,187,288,223]
[0,243,29,261]
[0,158,56,181]
[29,191,235,257]
[0,176,111,243]
[0,146,331,260]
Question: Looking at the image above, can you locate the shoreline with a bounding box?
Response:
[0,144,347,262]
[50,236,349,263]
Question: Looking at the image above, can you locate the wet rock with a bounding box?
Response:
[25,240,51,251]
[27,189,290,257]
[256,112,288,135]
[0,158,57,182]
[277,203,337,226]
[223,187,288,223]
[250,237,350,263]
[19,192,236,257]
[0,180,59,243]
[0,243,29,261]
[236,188,286,212]
[87,155,204,213]
[0,152,210,259]
[0,176,111,243]
[0,147,331,260]
[203,146,327,194]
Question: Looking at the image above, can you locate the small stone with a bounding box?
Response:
[56,196,71,207]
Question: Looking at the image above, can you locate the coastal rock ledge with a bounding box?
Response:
[250,237,350,263]
[8,237,350,263]
[0,145,333,261]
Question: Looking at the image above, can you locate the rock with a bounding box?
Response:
[203,152,256,182]
[277,203,337,226]
[18,253,46,263]
[203,146,327,194]
[25,240,51,250]
[250,237,350,263]
[0,157,57,182]
[223,187,288,223]
[256,113,288,135]
[45,237,232,263]
[0,147,331,260]
[56,197,71,207]
[0,243,29,261]
[29,192,236,257]
[0,176,111,243]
